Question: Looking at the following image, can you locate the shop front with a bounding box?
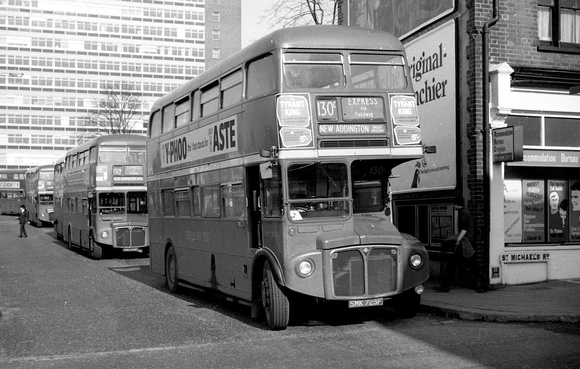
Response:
[489,63,580,285]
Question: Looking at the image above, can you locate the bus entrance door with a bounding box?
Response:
[247,166,262,248]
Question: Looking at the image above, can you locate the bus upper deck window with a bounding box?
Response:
[99,148,127,163]
[283,52,343,89]
[349,54,407,90]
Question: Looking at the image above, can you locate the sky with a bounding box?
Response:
[241,0,283,47]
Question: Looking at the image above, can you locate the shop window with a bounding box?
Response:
[545,117,580,147]
[507,115,580,148]
[396,205,416,236]
[503,177,580,244]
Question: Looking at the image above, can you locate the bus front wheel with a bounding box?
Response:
[261,262,290,330]
[165,246,180,293]
[88,235,102,260]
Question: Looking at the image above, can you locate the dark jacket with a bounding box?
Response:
[18,210,29,224]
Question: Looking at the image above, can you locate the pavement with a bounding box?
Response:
[420,279,580,323]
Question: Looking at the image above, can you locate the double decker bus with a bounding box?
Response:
[25,164,55,227]
[147,26,429,330]
[53,135,149,259]
[52,156,65,235]
[0,169,26,215]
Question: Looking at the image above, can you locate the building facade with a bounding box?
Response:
[0,0,240,169]
[340,0,580,285]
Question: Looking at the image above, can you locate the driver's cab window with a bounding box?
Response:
[353,180,385,213]
[263,165,282,217]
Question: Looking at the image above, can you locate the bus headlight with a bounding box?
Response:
[409,253,424,270]
[295,259,314,278]
[100,230,109,239]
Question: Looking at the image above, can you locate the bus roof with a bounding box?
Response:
[65,134,146,156]
[151,25,405,112]
[26,164,55,173]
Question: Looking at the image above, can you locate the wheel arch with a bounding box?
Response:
[251,248,285,303]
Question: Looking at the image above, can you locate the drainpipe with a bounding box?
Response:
[481,0,499,284]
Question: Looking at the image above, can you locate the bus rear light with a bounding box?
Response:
[296,259,314,278]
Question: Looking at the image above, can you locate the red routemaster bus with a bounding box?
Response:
[0,169,26,215]
[53,135,149,259]
[147,25,429,330]
[25,164,55,227]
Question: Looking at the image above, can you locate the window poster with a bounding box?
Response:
[522,180,545,242]
[570,180,580,241]
[547,180,568,243]
[430,204,453,245]
[504,180,522,243]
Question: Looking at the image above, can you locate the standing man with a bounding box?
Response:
[18,204,29,238]
[437,195,479,292]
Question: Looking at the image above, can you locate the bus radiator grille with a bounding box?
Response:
[332,247,397,298]
[116,227,146,247]
[319,140,388,148]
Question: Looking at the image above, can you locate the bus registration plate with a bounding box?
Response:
[348,298,383,308]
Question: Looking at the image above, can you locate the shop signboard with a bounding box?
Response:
[493,126,523,163]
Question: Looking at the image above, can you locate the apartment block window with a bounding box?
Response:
[212,30,220,40]
[212,48,221,59]
[538,0,580,49]
[212,11,220,22]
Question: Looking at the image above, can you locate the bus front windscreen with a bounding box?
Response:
[287,162,349,219]
[39,194,53,205]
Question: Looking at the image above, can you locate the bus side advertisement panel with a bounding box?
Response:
[159,117,239,169]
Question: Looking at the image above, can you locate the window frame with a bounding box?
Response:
[538,0,580,53]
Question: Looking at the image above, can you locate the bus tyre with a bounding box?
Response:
[261,262,290,330]
[391,289,421,319]
[165,246,180,293]
[88,235,102,260]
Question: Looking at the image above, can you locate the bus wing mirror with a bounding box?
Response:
[260,162,273,179]
[260,149,272,158]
